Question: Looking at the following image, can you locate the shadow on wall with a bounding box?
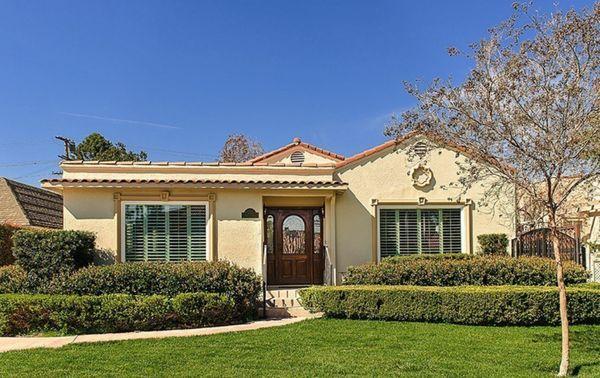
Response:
[94,248,116,265]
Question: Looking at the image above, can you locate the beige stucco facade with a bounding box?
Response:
[46,134,516,284]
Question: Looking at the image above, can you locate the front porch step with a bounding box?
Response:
[262,287,310,318]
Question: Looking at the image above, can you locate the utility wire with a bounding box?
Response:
[0,160,58,167]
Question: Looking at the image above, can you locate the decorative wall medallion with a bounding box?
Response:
[241,208,259,219]
[410,164,434,188]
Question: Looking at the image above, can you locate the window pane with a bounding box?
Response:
[266,215,274,254]
[313,215,321,254]
[282,215,305,254]
[442,209,462,253]
[379,208,462,258]
[420,210,441,254]
[124,204,207,262]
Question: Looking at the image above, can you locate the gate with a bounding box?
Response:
[511,227,585,267]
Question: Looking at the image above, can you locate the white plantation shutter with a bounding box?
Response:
[124,204,207,262]
[379,208,462,257]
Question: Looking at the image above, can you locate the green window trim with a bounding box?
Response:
[379,207,462,258]
[123,202,208,262]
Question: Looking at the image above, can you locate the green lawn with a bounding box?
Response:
[1,319,599,377]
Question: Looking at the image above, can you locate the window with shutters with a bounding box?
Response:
[378,207,463,258]
[122,202,208,262]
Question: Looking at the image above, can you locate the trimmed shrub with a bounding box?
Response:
[0,266,26,294]
[477,233,509,255]
[12,229,95,289]
[345,255,588,286]
[299,285,600,326]
[0,224,19,266]
[0,292,235,336]
[54,261,261,320]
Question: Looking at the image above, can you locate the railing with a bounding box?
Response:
[324,244,333,285]
[261,244,267,317]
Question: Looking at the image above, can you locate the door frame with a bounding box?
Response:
[264,206,324,285]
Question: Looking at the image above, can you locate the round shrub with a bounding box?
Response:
[0,265,26,294]
[12,229,95,290]
[55,261,261,320]
[0,224,19,266]
[344,255,589,286]
[477,233,509,255]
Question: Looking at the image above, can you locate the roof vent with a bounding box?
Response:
[413,142,428,158]
[290,151,305,164]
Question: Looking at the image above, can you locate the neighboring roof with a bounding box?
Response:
[0,177,62,228]
[246,137,345,164]
[335,130,514,173]
[41,178,347,190]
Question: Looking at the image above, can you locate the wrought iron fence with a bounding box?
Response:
[511,227,586,267]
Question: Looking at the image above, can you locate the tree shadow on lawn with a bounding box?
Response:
[531,327,600,376]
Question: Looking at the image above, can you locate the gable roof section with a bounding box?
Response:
[335,130,514,173]
[246,137,345,164]
[1,178,63,228]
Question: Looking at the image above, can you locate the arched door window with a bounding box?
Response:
[282,215,305,254]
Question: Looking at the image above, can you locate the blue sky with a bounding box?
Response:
[0,0,594,185]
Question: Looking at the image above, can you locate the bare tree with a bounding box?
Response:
[218,134,265,163]
[386,3,599,375]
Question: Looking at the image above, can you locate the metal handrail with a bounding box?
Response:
[262,244,268,318]
[324,244,333,285]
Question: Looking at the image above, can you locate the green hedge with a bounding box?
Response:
[53,261,261,320]
[299,285,600,326]
[12,229,95,288]
[345,255,588,286]
[477,233,509,255]
[0,292,235,336]
[0,224,19,266]
[0,266,26,294]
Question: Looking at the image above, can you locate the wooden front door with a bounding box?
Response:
[265,208,324,285]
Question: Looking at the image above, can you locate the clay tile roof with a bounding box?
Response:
[41,178,347,189]
[2,177,62,228]
[246,137,345,164]
[335,130,515,173]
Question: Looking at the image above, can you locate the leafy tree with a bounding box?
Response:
[68,133,147,161]
[218,134,264,163]
[385,3,599,375]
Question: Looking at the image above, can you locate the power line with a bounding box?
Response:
[0,160,58,168]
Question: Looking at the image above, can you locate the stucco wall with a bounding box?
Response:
[334,137,515,277]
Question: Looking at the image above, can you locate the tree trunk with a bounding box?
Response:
[550,223,570,376]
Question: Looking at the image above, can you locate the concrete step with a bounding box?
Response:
[263,306,313,319]
[265,288,303,300]
[265,297,301,308]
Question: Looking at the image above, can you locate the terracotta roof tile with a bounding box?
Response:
[246,138,345,164]
[41,178,347,189]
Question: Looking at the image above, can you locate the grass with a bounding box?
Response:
[0,319,599,377]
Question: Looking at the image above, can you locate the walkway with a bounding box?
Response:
[0,315,320,353]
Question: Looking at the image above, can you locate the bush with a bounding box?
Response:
[55,261,261,320]
[299,285,600,326]
[0,224,19,266]
[0,292,235,336]
[477,234,509,255]
[345,255,588,286]
[12,229,95,289]
[0,266,26,294]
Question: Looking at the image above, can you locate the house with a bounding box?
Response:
[42,131,515,285]
[0,177,63,229]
